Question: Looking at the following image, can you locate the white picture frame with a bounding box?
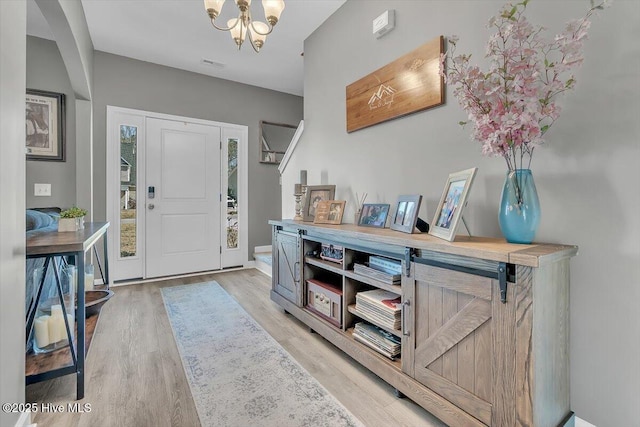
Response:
[429,168,477,241]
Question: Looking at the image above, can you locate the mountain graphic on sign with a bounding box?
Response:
[368,84,397,110]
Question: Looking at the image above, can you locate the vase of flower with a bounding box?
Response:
[498,169,540,244]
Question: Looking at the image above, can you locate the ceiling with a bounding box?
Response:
[26,0,346,96]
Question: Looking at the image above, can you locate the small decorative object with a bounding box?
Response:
[302,185,336,222]
[429,168,477,241]
[358,203,390,228]
[58,206,88,232]
[354,192,367,224]
[390,195,423,234]
[26,89,66,161]
[346,36,444,132]
[440,0,608,243]
[320,243,344,264]
[294,183,304,220]
[314,200,346,225]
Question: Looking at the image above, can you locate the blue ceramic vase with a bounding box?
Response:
[498,169,540,244]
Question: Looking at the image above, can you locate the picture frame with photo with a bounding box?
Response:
[302,185,336,222]
[357,203,390,228]
[313,200,346,225]
[26,89,66,161]
[429,168,478,241]
[390,195,422,234]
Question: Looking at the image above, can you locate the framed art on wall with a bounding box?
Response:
[357,203,390,228]
[303,185,336,222]
[25,89,66,161]
[390,195,422,234]
[429,168,477,241]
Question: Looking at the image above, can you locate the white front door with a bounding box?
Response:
[145,118,221,278]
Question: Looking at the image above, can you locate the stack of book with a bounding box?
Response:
[353,322,401,359]
[355,289,401,330]
[353,256,402,285]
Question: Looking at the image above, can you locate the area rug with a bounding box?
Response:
[161,282,364,427]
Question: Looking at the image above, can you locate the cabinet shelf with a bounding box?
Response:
[305,257,344,275]
[344,269,401,294]
[26,313,100,378]
[347,304,401,338]
[345,327,402,369]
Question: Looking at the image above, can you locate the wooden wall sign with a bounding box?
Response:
[346,36,444,133]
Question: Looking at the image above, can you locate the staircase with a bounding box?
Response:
[254,251,272,277]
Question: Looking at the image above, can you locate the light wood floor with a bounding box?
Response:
[26,269,445,427]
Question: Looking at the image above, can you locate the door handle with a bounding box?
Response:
[148,204,155,210]
[401,300,410,336]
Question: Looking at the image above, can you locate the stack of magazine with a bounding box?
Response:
[353,322,401,359]
[355,289,401,330]
[353,256,402,285]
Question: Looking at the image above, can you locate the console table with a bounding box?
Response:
[25,222,110,400]
[270,220,577,427]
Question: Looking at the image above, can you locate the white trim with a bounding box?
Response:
[106,106,246,132]
[106,105,249,280]
[254,245,272,254]
[575,416,596,427]
[109,265,257,287]
[14,411,32,427]
[278,120,304,174]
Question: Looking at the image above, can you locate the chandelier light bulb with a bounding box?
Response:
[205,0,283,52]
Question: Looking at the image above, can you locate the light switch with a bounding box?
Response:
[34,183,51,196]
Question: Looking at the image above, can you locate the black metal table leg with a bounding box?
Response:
[76,251,86,400]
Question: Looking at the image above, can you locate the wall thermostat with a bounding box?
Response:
[373,9,395,39]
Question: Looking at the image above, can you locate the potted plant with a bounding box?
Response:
[58,207,88,232]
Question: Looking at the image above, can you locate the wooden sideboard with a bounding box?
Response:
[270,220,577,427]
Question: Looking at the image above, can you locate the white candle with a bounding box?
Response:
[49,304,64,343]
[300,170,307,185]
[34,315,50,348]
[85,272,94,291]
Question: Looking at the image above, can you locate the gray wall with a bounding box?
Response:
[282,1,640,425]
[92,52,303,260]
[0,2,27,426]
[26,36,77,210]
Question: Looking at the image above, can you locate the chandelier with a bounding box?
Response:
[204,0,285,52]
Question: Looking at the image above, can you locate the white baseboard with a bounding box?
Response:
[575,416,596,427]
[253,245,271,254]
[14,411,32,427]
[109,265,256,287]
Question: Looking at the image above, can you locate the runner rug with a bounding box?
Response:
[161,281,364,427]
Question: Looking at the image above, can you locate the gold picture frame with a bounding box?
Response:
[314,200,346,225]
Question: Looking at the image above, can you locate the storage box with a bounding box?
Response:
[306,279,343,327]
[319,243,343,264]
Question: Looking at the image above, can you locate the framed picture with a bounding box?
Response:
[314,200,346,225]
[390,195,422,234]
[429,168,478,241]
[26,89,66,161]
[303,185,336,222]
[357,203,390,228]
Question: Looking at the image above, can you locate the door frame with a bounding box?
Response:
[106,106,249,282]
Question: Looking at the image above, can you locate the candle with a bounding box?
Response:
[85,273,94,290]
[49,304,64,343]
[294,183,302,194]
[34,315,50,348]
[300,170,307,185]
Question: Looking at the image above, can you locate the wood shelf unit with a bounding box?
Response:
[270,220,578,427]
